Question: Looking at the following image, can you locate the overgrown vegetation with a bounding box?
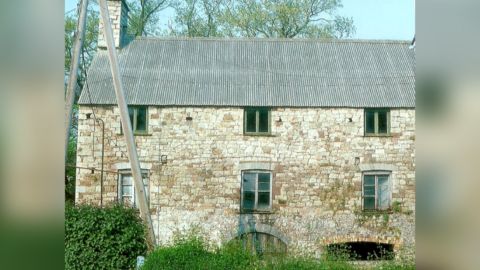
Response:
[65,203,148,269]
[65,119,78,203]
[141,230,415,270]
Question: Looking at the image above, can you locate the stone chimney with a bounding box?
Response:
[98,0,129,49]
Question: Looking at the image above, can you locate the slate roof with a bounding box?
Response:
[78,37,415,108]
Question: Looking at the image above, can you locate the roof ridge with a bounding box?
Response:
[122,36,411,44]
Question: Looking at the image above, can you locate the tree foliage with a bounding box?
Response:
[65,7,99,203]
[168,0,355,38]
[168,0,224,37]
[127,0,169,36]
[221,0,354,38]
[65,9,99,91]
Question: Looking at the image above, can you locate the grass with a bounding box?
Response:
[140,230,415,270]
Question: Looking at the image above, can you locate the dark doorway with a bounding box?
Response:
[326,242,394,260]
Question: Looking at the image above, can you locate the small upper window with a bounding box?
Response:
[122,107,148,134]
[365,109,390,135]
[118,170,149,208]
[363,172,391,211]
[244,108,271,135]
[241,171,272,212]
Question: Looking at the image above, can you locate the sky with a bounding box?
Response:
[65,0,415,41]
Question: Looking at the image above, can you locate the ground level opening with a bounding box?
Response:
[326,242,394,260]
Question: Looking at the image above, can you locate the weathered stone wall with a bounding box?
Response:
[76,106,415,255]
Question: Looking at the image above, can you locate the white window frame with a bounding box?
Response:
[118,170,150,207]
[362,171,392,211]
[241,170,273,212]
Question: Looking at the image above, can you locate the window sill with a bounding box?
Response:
[237,210,275,214]
[364,134,392,137]
[120,133,152,136]
[360,209,393,214]
[243,133,276,137]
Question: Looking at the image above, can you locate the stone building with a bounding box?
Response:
[75,0,415,258]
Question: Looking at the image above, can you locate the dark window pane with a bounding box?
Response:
[258,192,270,210]
[246,110,256,132]
[258,110,269,132]
[364,197,375,210]
[128,107,134,129]
[365,111,375,134]
[258,173,270,183]
[364,175,375,185]
[258,173,270,190]
[258,183,270,191]
[243,191,255,210]
[364,186,375,196]
[136,108,147,131]
[243,173,256,191]
[378,111,388,134]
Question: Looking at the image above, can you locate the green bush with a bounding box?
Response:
[65,203,148,269]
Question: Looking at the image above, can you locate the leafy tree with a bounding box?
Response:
[65,8,99,203]
[167,0,355,38]
[86,0,168,36]
[127,0,170,36]
[65,105,78,203]
[168,0,225,37]
[65,9,99,90]
[221,0,355,38]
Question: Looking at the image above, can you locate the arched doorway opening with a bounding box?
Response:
[326,242,394,260]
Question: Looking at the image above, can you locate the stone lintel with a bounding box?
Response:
[359,163,398,171]
[113,162,152,170]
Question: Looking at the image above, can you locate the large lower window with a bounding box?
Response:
[365,109,390,135]
[122,107,148,134]
[363,172,391,211]
[118,170,149,207]
[241,171,272,212]
[244,108,271,135]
